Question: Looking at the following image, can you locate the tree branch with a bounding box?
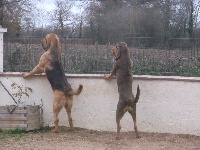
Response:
[0,81,18,105]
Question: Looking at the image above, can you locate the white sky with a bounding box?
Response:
[36,0,86,13]
[36,0,55,11]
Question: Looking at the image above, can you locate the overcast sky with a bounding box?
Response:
[36,0,87,13]
[37,0,55,11]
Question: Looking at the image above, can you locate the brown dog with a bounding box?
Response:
[105,42,140,140]
[22,33,83,132]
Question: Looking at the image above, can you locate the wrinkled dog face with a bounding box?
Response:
[41,34,60,52]
[112,43,121,58]
[112,46,118,57]
[112,42,129,60]
[112,43,122,60]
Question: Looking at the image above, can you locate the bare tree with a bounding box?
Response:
[188,0,194,38]
[0,0,4,27]
[83,0,200,44]
[50,0,74,38]
[2,0,37,36]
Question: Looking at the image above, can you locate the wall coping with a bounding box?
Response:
[1,72,200,82]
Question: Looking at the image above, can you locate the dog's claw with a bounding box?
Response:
[115,136,120,140]
[104,74,111,79]
[136,135,141,138]
[22,73,26,78]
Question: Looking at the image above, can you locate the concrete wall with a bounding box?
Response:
[0,72,200,136]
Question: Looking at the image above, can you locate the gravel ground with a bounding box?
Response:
[1,127,200,150]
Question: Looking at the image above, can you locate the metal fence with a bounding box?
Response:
[3,36,200,76]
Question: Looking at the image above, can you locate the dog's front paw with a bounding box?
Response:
[104,74,111,79]
[22,72,29,78]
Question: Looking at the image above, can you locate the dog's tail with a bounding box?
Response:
[133,85,140,104]
[67,84,83,96]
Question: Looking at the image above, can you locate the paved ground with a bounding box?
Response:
[1,127,200,150]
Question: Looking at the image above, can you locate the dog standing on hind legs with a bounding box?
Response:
[22,33,83,132]
[104,42,140,140]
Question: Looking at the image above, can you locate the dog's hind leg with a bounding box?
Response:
[116,102,126,140]
[53,90,65,133]
[128,105,141,138]
[116,114,125,140]
[64,96,74,131]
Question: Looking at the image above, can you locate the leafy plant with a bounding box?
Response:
[11,82,33,104]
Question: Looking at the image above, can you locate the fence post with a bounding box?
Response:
[137,38,141,75]
[95,41,99,58]
[0,27,7,72]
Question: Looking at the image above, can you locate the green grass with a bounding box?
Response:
[32,126,50,133]
[0,128,27,140]
[0,126,51,141]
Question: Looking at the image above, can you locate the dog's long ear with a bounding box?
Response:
[115,45,121,60]
[52,35,62,62]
